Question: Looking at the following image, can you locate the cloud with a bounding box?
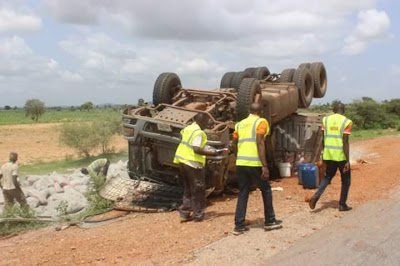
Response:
[177,58,224,76]
[0,36,44,77]
[2,0,395,106]
[0,36,83,105]
[342,9,390,55]
[0,36,80,80]
[0,6,42,33]
[58,33,139,81]
[41,0,101,25]
[0,0,42,34]
[57,32,226,88]
[40,1,387,70]
[42,0,377,42]
[389,65,400,76]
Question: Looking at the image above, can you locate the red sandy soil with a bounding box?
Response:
[0,133,399,265]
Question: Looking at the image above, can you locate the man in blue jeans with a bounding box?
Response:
[232,103,282,235]
[309,102,353,211]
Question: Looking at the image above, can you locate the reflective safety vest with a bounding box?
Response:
[235,114,268,167]
[173,123,207,167]
[322,113,352,161]
[88,158,108,176]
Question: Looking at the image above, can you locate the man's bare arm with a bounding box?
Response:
[231,137,238,156]
[193,146,219,156]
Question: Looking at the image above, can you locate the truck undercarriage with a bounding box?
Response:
[102,63,328,210]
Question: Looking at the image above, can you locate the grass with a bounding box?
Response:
[0,108,121,125]
[0,206,47,237]
[0,109,128,236]
[75,174,114,221]
[351,128,400,140]
[0,152,126,236]
[19,151,128,176]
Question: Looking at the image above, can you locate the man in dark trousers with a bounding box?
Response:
[232,103,282,235]
[174,113,223,222]
[0,152,28,211]
[309,102,353,211]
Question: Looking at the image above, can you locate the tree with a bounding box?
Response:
[80,101,94,112]
[4,105,11,110]
[24,99,45,122]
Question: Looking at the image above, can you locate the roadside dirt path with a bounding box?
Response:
[0,135,399,265]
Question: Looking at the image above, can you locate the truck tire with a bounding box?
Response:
[231,71,252,91]
[237,78,261,121]
[220,72,236,88]
[298,62,311,69]
[153,73,181,105]
[310,62,327,98]
[253,66,270,80]
[294,67,314,108]
[279,68,295,82]
[244,67,256,76]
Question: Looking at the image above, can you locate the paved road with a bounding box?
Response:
[268,190,400,266]
[188,189,400,266]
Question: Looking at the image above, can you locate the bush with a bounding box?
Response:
[347,98,395,129]
[59,123,99,157]
[93,119,121,153]
[383,99,400,116]
[59,118,121,157]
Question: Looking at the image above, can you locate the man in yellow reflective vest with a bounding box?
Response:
[174,113,223,222]
[232,103,282,235]
[81,158,110,177]
[309,102,353,211]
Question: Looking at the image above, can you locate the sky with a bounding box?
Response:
[0,0,398,107]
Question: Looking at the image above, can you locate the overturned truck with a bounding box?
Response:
[104,63,328,210]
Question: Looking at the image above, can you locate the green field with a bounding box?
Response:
[352,128,400,140]
[0,108,122,125]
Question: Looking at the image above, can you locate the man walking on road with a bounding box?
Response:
[0,152,28,211]
[232,103,282,235]
[309,102,353,211]
[174,113,224,222]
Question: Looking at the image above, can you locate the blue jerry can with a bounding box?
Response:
[299,163,319,189]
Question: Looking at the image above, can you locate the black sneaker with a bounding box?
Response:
[339,204,352,212]
[180,215,192,223]
[193,212,205,222]
[264,219,283,231]
[233,226,250,235]
[309,196,319,210]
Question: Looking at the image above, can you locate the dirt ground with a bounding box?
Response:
[0,123,127,164]
[0,132,399,265]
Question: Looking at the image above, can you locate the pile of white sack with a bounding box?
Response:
[0,160,129,217]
